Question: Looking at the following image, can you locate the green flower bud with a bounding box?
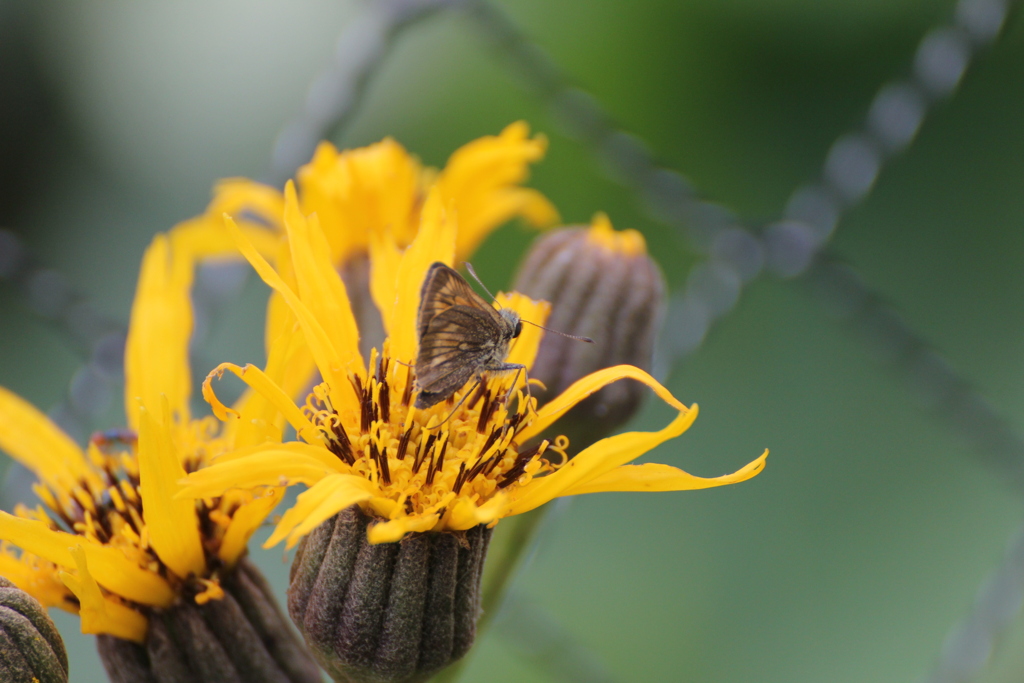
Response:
[288,506,491,683]
[0,576,69,683]
[513,214,666,447]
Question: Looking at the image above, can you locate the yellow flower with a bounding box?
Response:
[0,227,283,643]
[212,121,560,405]
[178,178,768,548]
[215,120,557,268]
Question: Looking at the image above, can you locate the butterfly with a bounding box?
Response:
[414,262,526,410]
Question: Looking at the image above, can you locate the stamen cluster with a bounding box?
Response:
[303,348,567,522]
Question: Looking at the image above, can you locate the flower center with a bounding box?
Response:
[26,425,239,587]
[304,346,567,519]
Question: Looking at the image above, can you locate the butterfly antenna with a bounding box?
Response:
[520,319,595,344]
[464,262,501,306]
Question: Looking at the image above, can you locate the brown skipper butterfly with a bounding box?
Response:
[414,262,592,413]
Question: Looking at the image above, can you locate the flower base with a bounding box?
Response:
[288,506,492,683]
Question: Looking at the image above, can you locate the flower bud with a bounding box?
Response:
[513,214,666,446]
[288,505,492,683]
[0,576,69,683]
[97,559,321,683]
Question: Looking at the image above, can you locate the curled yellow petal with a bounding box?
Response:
[516,365,685,443]
[507,406,699,516]
[137,402,205,580]
[170,215,280,263]
[60,546,147,643]
[204,362,321,445]
[561,451,768,496]
[209,178,285,228]
[0,385,90,492]
[227,322,310,448]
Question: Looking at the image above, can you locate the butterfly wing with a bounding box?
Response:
[415,306,505,407]
[417,262,504,338]
[415,263,509,408]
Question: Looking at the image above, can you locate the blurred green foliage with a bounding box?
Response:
[2,0,1024,681]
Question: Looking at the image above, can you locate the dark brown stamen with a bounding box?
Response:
[476,392,501,434]
[369,439,390,486]
[476,428,503,466]
[414,433,437,474]
[328,421,355,466]
[396,427,413,460]
[425,434,450,486]
[452,462,468,494]
[360,386,374,434]
[378,377,390,425]
[497,443,543,489]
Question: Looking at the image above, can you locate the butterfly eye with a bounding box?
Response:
[513,321,523,338]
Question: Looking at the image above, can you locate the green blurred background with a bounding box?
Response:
[2,0,1024,681]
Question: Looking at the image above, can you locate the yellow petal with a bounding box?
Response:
[264,474,376,548]
[178,443,343,499]
[517,365,685,443]
[389,187,457,363]
[209,178,285,228]
[298,138,422,263]
[124,234,193,430]
[263,242,318,404]
[0,512,174,606]
[282,181,364,379]
[137,402,206,579]
[506,405,698,516]
[60,546,147,643]
[0,552,72,611]
[204,362,321,446]
[0,386,90,492]
[368,224,403,337]
[497,292,550,370]
[217,487,283,566]
[560,451,768,496]
[224,214,356,413]
[437,121,558,260]
[227,321,308,448]
[447,493,508,531]
[367,513,438,545]
[170,215,280,263]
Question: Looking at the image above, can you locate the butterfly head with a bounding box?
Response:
[499,308,522,341]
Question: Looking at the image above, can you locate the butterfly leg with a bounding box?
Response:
[425,376,485,430]
[491,363,528,410]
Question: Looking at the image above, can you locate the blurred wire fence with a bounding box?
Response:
[1,0,1022,681]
